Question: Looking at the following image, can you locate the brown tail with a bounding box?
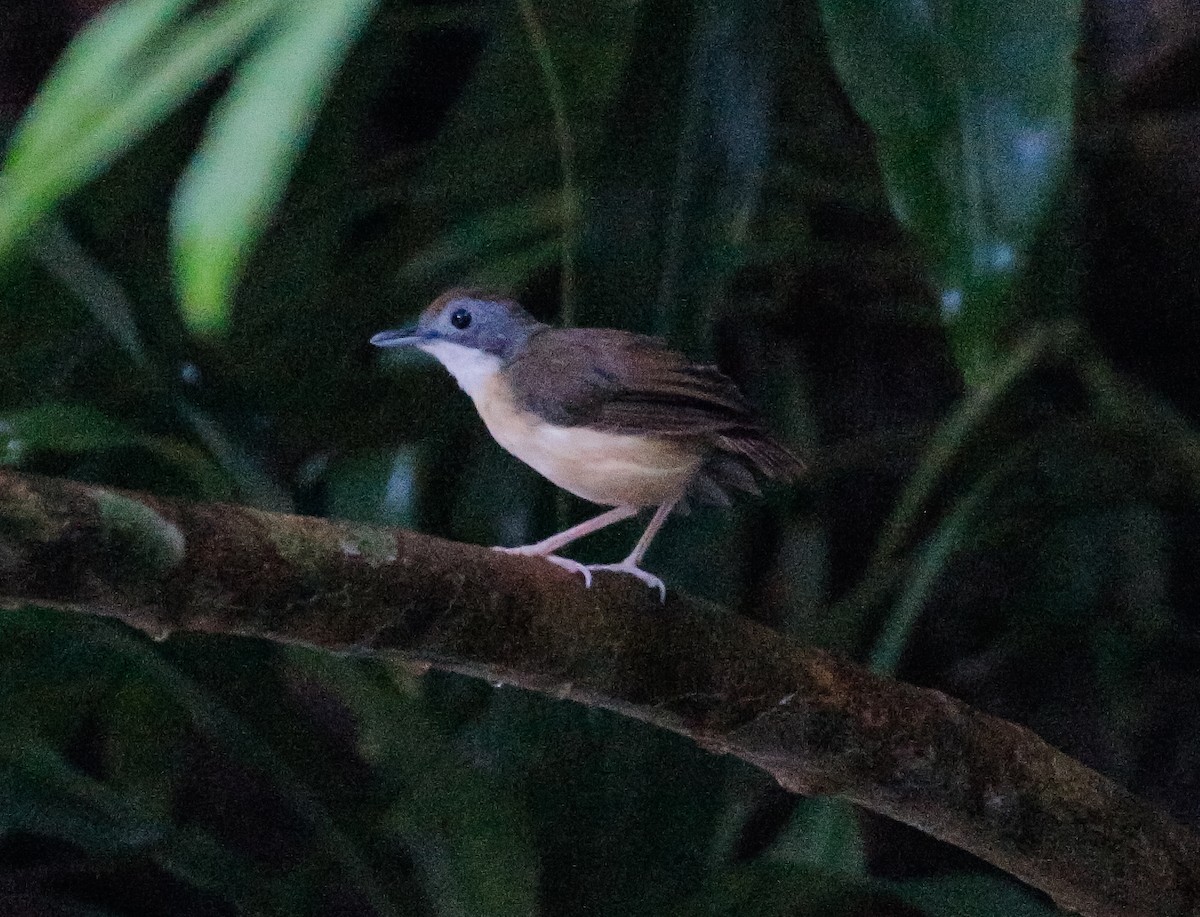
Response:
[683,430,803,509]
[716,431,805,482]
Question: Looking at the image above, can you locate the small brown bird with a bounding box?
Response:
[371,289,802,600]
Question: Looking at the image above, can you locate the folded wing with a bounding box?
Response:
[507,328,803,501]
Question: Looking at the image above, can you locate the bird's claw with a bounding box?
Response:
[493,546,667,599]
[493,546,592,587]
[585,561,667,603]
[541,554,593,587]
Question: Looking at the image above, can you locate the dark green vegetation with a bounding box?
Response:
[0,0,1197,915]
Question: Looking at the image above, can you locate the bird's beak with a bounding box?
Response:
[370,326,424,348]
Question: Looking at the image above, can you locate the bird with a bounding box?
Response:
[370,289,803,600]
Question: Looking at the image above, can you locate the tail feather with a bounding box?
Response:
[686,431,804,507]
[715,431,805,482]
[708,455,762,495]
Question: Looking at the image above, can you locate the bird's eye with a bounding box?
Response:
[450,308,472,330]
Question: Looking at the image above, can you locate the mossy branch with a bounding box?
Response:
[0,470,1196,917]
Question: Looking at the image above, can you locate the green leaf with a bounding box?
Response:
[0,403,139,462]
[671,862,905,917]
[0,402,235,499]
[464,685,729,917]
[401,195,563,286]
[100,674,190,823]
[98,631,405,917]
[770,797,866,877]
[818,0,1079,379]
[155,826,313,915]
[322,447,421,528]
[5,0,197,165]
[0,741,168,853]
[171,0,382,334]
[0,611,125,748]
[0,0,279,262]
[895,873,1059,917]
[869,458,1012,675]
[578,0,761,338]
[0,612,305,914]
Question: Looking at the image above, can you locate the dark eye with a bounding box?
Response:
[450,308,472,330]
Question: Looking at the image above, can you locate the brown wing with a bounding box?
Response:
[505,328,803,488]
[506,328,747,430]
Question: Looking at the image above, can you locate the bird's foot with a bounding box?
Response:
[493,545,592,587]
[585,561,666,603]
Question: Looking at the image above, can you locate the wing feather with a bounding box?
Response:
[508,329,750,430]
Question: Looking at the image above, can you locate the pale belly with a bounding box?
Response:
[472,377,701,507]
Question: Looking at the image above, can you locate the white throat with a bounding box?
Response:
[419,341,502,398]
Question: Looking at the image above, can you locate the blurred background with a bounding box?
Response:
[1,0,1199,914]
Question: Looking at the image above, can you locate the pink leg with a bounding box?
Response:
[586,495,682,601]
[493,505,638,587]
[625,499,676,566]
[500,505,637,555]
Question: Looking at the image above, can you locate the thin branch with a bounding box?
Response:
[0,470,1196,917]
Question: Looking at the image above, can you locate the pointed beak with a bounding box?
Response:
[370,326,423,348]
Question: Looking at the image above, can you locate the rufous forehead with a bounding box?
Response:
[420,288,511,323]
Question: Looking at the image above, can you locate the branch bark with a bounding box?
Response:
[0,470,1195,917]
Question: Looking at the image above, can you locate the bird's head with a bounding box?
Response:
[370,289,543,395]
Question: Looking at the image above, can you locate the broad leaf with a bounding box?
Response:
[818,0,1078,378]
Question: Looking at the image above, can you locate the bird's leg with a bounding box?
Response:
[493,505,638,587]
[586,496,681,602]
[498,504,638,554]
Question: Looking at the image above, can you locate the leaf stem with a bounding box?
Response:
[657,0,712,338]
[517,0,579,326]
[99,627,408,917]
[833,323,1053,621]
[33,221,293,512]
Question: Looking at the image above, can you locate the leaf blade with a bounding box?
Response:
[170,0,383,334]
[818,0,1079,379]
[0,0,278,262]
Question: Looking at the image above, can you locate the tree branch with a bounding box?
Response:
[0,470,1195,917]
